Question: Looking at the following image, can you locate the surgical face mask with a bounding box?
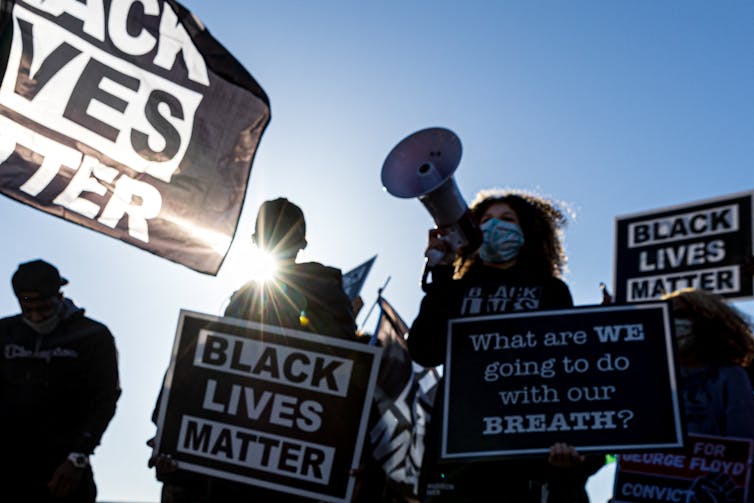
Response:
[478,218,525,263]
[673,318,694,352]
[23,315,60,335]
[22,300,62,335]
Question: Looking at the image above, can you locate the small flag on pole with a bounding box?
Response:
[342,255,377,300]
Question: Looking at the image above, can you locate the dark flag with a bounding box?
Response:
[0,0,270,274]
[369,296,439,498]
[342,255,377,300]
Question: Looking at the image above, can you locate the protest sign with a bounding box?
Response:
[614,192,754,303]
[154,310,381,502]
[442,304,684,460]
[614,433,753,503]
[0,0,270,274]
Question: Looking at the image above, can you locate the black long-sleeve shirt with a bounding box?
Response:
[409,263,573,367]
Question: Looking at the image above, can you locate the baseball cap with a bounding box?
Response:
[11,259,69,297]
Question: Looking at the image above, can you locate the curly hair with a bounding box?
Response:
[454,189,569,279]
[662,288,754,366]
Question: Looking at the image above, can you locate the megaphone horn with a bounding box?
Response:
[381,127,464,226]
[381,127,481,254]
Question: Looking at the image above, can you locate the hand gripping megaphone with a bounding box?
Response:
[381,127,482,262]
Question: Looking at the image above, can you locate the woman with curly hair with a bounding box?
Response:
[662,288,754,440]
[408,189,602,502]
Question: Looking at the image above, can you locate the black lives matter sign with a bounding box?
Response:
[154,311,381,503]
[442,304,684,460]
[614,192,754,303]
[0,1,270,274]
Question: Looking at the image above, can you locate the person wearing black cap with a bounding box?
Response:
[150,198,358,502]
[0,259,121,502]
[223,197,356,338]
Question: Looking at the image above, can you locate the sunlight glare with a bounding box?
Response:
[248,245,278,282]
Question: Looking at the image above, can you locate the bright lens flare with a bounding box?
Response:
[248,246,278,282]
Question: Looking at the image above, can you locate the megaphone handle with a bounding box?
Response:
[425,228,455,266]
[441,227,466,253]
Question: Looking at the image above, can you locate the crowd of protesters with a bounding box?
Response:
[3,193,754,503]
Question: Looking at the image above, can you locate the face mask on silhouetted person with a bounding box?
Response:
[478,218,525,263]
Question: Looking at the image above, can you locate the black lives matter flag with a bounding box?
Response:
[0,0,270,274]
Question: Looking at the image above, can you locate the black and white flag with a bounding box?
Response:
[370,296,439,498]
[0,0,270,274]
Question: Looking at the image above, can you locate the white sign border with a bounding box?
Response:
[153,309,382,503]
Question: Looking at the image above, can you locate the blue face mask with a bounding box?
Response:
[478,218,525,263]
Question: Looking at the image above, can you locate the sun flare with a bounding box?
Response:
[247,245,278,283]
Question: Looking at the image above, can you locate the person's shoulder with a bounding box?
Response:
[538,275,573,308]
[294,262,349,302]
[0,313,21,325]
[0,314,23,332]
[228,279,263,300]
[224,280,262,316]
[716,364,750,382]
[549,276,571,290]
[296,261,343,279]
[71,314,114,338]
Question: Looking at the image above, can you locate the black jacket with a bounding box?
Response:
[225,261,356,339]
[409,263,573,367]
[0,298,120,467]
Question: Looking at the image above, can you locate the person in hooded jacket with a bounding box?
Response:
[0,259,120,502]
[150,197,360,502]
[407,189,603,503]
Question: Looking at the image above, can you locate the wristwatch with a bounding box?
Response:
[67,452,89,468]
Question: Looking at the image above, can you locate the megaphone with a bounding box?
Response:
[381,127,482,259]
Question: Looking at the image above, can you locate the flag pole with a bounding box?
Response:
[360,276,391,333]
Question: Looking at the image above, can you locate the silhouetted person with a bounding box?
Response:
[151,198,359,502]
[0,259,120,502]
[408,189,602,502]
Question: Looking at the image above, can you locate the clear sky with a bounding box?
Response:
[1,1,753,501]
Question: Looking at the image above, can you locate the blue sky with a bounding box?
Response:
[1,1,753,501]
